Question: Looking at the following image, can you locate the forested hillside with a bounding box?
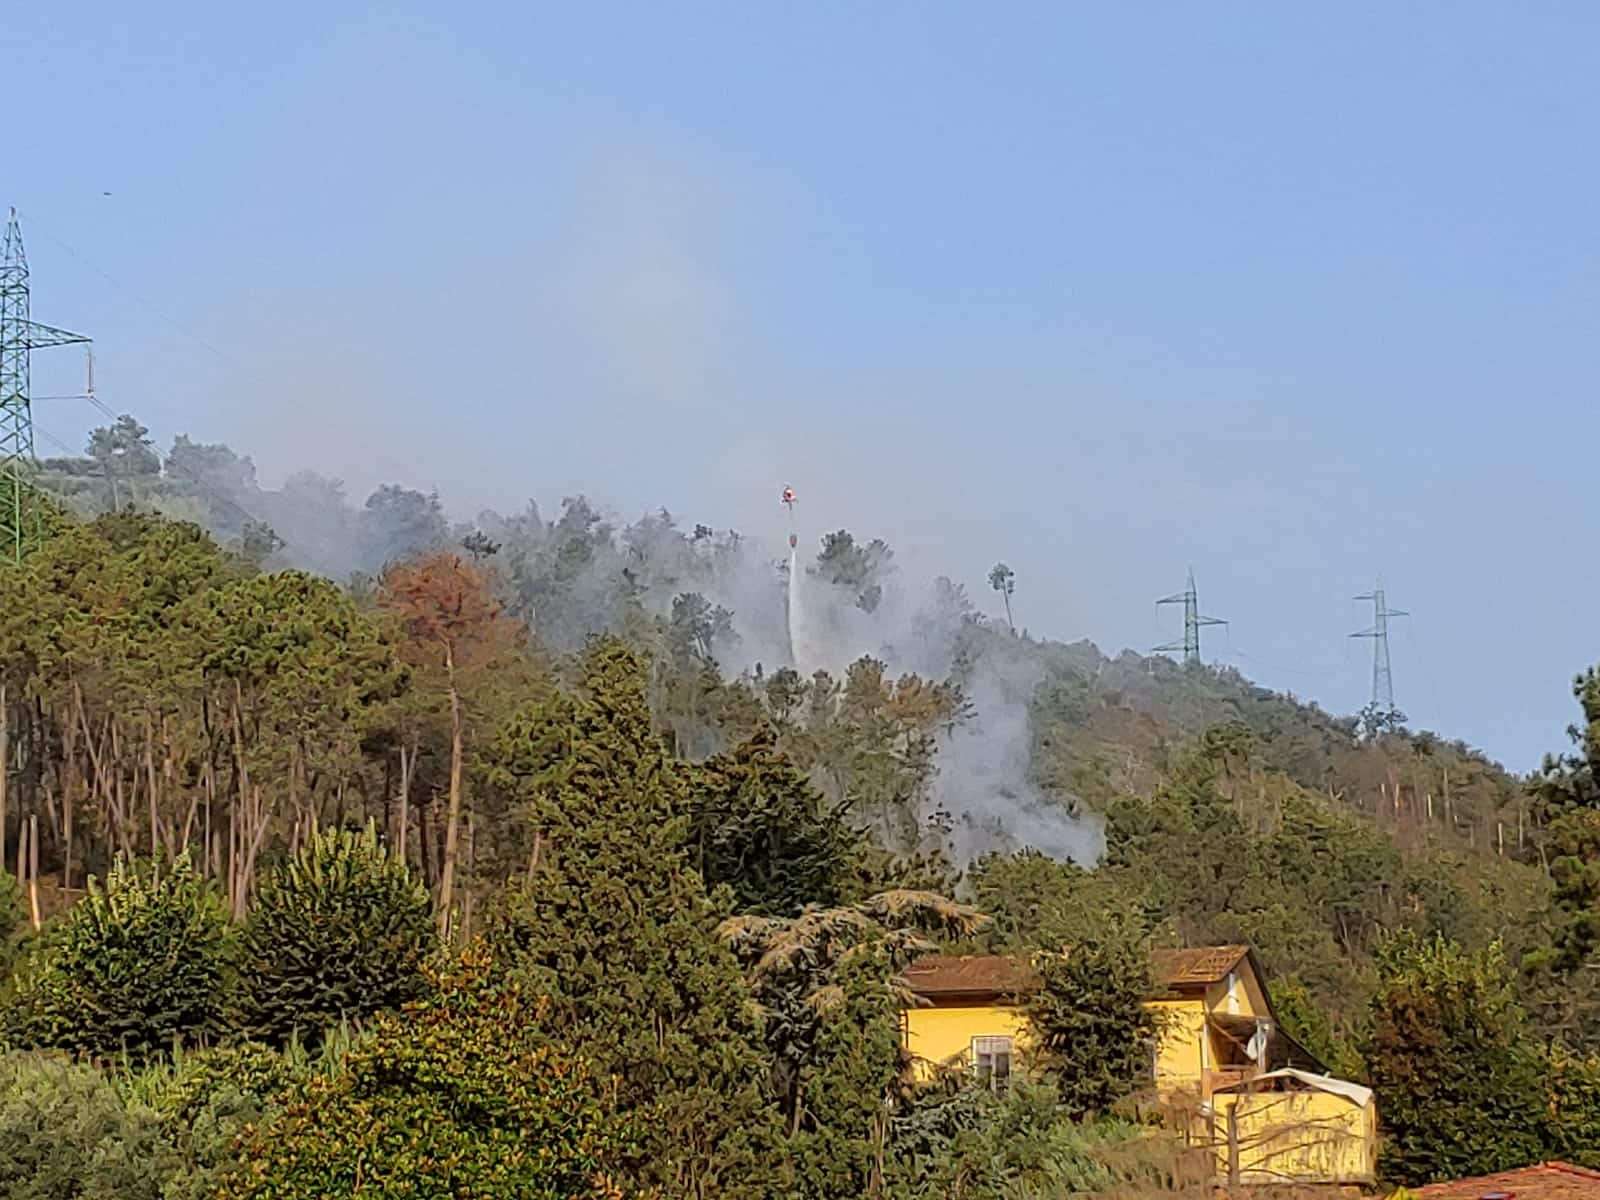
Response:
[2,416,1598,1195]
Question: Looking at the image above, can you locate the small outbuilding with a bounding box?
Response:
[1209,1067,1377,1186]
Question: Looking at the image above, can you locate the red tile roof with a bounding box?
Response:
[901,955,1037,999]
[1409,1161,1600,1199]
[903,944,1257,1000]
[1150,944,1251,986]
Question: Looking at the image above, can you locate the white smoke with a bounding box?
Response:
[159,458,1101,866]
[934,651,1105,866]
[713,525,1101,866]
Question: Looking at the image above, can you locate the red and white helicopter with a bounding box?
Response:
[781,485,797,548]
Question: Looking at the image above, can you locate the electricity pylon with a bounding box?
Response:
[1350,581,1406,714]
[1155,568,1227,665]
[0,208,91,564]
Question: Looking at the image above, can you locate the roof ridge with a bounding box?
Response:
[1413,1159,1600,1196]
[1545,1160,1600,1179]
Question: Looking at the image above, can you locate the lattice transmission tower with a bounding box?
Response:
[1350,581,1407,715]
[1,208,91,565]
[1155,568,1228,665]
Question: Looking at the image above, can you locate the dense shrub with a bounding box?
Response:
[2,853,232,1062]
[0,1052,179,1200]
[0,870,24,977]
[234,944,628,1200]
[114,1042,308,1200]
[1022,898,1159,1121]
[888,1080,1179,1199]
[237,824,436,1044]
[1364,932,1547,1184]
[132,1041,302,1125]
[1546,1044,1600,1170]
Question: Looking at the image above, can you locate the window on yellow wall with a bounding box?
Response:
[973,1036,1013,1091]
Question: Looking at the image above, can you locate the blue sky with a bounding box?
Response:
[12,3,1600,771]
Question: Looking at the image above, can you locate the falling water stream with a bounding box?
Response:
[787,545,805,671]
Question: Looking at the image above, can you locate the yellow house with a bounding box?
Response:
[900,944,1376,1186]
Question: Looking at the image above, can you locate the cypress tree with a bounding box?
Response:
[486,637,778,1199]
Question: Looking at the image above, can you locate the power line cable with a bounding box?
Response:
[17,211,228,359]
[41,388,280,541]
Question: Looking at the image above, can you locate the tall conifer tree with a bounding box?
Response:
[487,637,778,1199]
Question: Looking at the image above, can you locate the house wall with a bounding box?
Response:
[1206,961,1271,1020]
[1150,998,1210,1085]
[899,956,1376,1188]
[903,1002,1031,1078]
[1208,1091,1376,1184]
[905,994,1234,1089]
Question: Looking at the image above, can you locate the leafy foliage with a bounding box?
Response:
[720,888,985,1198]
[1363,932,1547,1184]
[8,447,1596,1196]
[782,953,906,1200]
[236,824,437,1045]
[1546,1045,1600,1170]
[1528,667,1600,1041]
[0,872,24,976]
[1022,901,1159,1121]
[120,1041,309,1200]
[234,945,625,1200]
[3,854,232,1063]
[0,1053,178,1200]
[133,1040,301,1126]
[887,1081,1178,1200]
[1267,975,1358,1079]
[968,849,1140,952]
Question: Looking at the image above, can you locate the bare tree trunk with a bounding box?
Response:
[202,752,217,876]
[382,751,393,849]
[437,645,464,939]
[418,792,435,889]
[0,681,9,874]
[229,684,258,917]
[145,711,162,858]
[462,809,475,938]
[14,818,28,928]
[27,814,40,930]
[239,785,270,917]
[397,741,413,866]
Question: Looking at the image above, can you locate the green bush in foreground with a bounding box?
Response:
[0,1052,178,1200]
[235,944,629,1200]
[3,853,232,1063]
[236,823,436,1045]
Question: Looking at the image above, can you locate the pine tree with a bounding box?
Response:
[3,854,233,1063]
[690,724,857,916]
[486,637,779,1199]
[236,823,437,1045]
